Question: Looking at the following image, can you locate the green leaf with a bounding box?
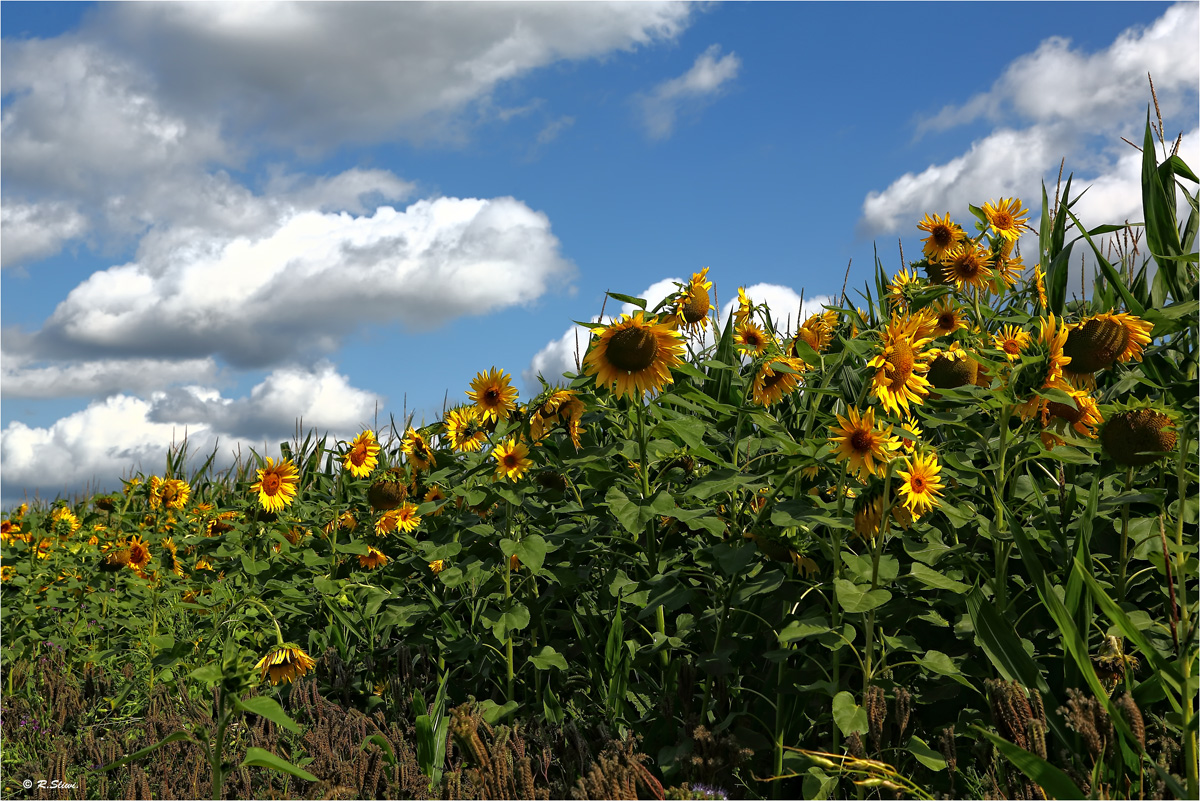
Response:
[907,736,947,771]
[98,730,194,772]
[778,617,831,643]
[909,562,969,593]
[235,696,302,734]
[918,650,959,677]
[528,645,569,671]
[607,292,645,310]
[972,727,1084,800]
[189,663,224,685]
[834,579,891,613]
[240,747,319,783]
[479,699,519,724]
[488,604,530,641]
[360,735,397,768]
[500,534,548,574]
[148,635,175,650]
[831,691,868,736]
[542,682,565,725]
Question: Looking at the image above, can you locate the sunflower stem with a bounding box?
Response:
[1118,467,1133,602]
[863,465,894,695]
[504,500,515,705]
[830,461,850,751]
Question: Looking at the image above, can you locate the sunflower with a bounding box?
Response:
[358,546,389,570]
[195,558,214,571]
[734,287,752,327]
[394,502,422,533]
[793,310,838,356]
[160,479,191,510]
[982,197,1029,243]
[926,342,979,389]
[993,324,1032,361]
[829,406,901,481]
[1032,265,1047,309]
[1044,388,1104,438]
[256,644,316,686]
[445,406,487,453]
[896,450,944,518]
[467,367,519,422]
[343,431,380,478]
[734,320,769,356]
[160,538,186,577]
[401,427,436,471]
[942,243,994,292]
[1063,312,1154,373]
[429,559,447,575]
[753,356,805,407]
[675,267,714,332]
[887,268,921,311]
[898,415,923,451]
[127,535,152,572]
[867,314,933,417]
[929,298,965,337]
[994,241,1023,288]
[493,438,533,482]
[1,565,16,582]
[583,312,685,399]
[531,389,586,450]
[50,507,81,538]
[1101,407,1177,466]
[1014,314,1073,420]
[251,458,299,513]
[424,485,447,515]
[918,213,966,263]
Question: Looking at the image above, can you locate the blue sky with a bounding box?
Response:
[2,1,1197,505]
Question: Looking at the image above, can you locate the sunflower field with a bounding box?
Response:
[1,118,1197,801]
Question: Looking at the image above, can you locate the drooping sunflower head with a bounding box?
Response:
[734,320,770,356]
[493,438,533,482]
[401,427,437,471]
[866,314,934,417]
[675,267,714,331]
[531,388,586,450]
[982,197,1029,243]
[583,312,685,400]
[734,287,752,326]
[753,356,805,408]
[942,243,995,293]
[917,212,966,263]
[256,644,316,686]
[358,546,389,570]
[343,430,381,479]
[896,450,945,519]
[829,406,901,482]
[1100,406,1177,466]
[993,324,1032,361]
[445,406,487,453]
[160,538,186,577]
[251,458,300,513]
[1063,312,1154,374]
[1032,265,1048,309]
[926,343,979,390]
[467,367,519,422]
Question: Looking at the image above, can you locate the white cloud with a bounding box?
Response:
[638,43,741,139]
[17,195,575,368]
[92,1,694,149]
[536,115,576,146]
[862,2,1198,241]
[0,362,382,504]
[0,201,90,268]
[1,353,222,399]
[523,279,835,386]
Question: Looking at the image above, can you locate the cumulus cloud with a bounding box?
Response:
[638,44,741,139]
[91,1,694,149]
[862,3,1198,242]
[523,279,835,386]
[0,362,382,504]
[0,201,90,268]
[12,195,575,368]
[1,353,223,399]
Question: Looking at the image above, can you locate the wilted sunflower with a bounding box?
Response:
[358,546,389,570]
[531,389,586,450]
[343,430,380,478]
[918,212,966,263]
[584,312,684,400]
[160,538,186,578]
[942,243,994,292]
[467,367,519,422]
[982,197,1029,243]
[929,298,966,337]
[251,458,299,513]
[993,324,1032,361]
[256,644,316,686]
[829,406,901,481]
[1063,312,1154,374]
[493,438,533,482]
[734,320,769,356]
[867,314,933,417]
[1101,407,1177,466]
[445,406,487,453]
[401,427,436,471]
[1044,388,1104,439]
[753,357,805,407]
[926,342,979,389]
[675,267,714,332]
[896,450,944,517]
